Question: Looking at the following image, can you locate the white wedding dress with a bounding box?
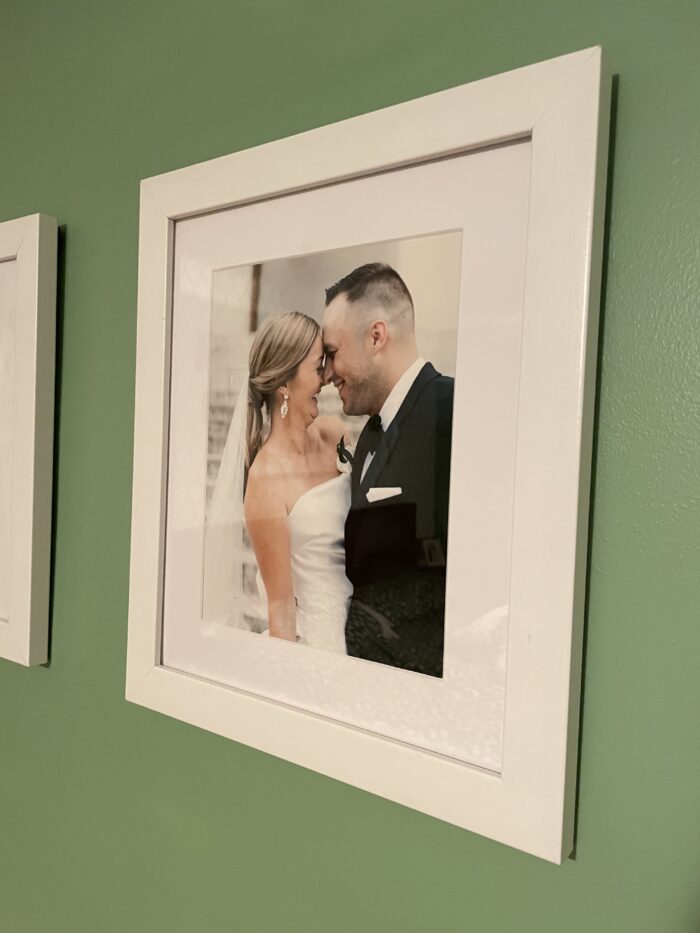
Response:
[284,473,353,653]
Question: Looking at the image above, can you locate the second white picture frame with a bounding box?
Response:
[0,212,57,667]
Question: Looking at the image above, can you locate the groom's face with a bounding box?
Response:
[322,295,377,416]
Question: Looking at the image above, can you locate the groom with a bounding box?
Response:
[322,263,454,678]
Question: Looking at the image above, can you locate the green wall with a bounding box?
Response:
[1,1,699,930]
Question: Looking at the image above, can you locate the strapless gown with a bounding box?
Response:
[287,473,353,653]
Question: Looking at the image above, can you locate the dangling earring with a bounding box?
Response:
[281,391,289,419]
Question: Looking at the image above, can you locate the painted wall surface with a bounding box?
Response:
[1,1,698,930]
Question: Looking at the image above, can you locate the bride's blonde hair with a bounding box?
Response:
[247,311,320,468]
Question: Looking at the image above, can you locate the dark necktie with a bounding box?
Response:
[365,414,384,454]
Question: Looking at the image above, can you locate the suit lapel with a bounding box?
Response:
[359,420,399,496]
[358,362,439,499]
[351,424,370,499]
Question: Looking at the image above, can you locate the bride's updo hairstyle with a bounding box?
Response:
[246,311,320,468]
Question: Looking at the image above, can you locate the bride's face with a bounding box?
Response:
[286,334,325,424]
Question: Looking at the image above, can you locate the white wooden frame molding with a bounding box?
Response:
[0,213,57,666]
[127,48,610,862]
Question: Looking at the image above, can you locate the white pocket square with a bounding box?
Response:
[366,486,402,503]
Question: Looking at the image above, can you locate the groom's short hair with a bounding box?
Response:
[325,263,414,323]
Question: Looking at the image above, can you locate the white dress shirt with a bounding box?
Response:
[360,357,426,481]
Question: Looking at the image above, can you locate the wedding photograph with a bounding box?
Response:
[201,233,461,679]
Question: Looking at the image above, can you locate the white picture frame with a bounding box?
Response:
[0,213,57,666]
[126,47,611,862]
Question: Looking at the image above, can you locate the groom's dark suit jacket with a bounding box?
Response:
[345,362,454,678]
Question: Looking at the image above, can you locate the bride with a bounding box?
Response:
[207,311,352,653]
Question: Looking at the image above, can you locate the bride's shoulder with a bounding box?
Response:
[312,415,345,448]
[245,448,287,516]
[248,445,287,485]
